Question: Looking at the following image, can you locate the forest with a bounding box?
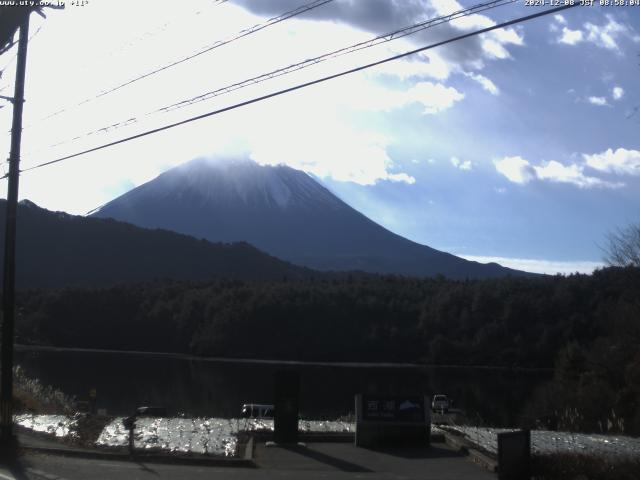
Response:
[12,265,640,434]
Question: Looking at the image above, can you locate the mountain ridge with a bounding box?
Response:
[92,157,531,279]
[0,198,311,289]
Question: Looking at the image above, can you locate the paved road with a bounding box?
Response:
[2,442,495,480]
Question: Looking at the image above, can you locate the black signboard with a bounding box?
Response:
[361,395,425,422]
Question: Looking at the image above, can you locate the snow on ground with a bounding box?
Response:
[97,417,240,456]
[14,414,77,438]
[13,414,357,456]
[96,417,356,456]
[239,418,355,433]
[449,426,640,459]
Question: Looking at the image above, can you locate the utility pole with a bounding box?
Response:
[1,12,30,450]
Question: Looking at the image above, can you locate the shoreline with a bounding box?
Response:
[15,344,553,372]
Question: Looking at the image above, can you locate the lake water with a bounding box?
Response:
[15,347,550,426]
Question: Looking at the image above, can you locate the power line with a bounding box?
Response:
[33,0,335,124]
[26,0,518,155]
[24,4,231,124]
[72,4,226,74]
[155,0,519,114]
[12,3,579,179]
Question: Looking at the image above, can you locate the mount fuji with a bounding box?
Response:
[91,158,528,279]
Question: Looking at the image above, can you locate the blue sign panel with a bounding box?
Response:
[361,395,425,422]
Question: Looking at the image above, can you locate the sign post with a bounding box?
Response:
[274,370,300,444]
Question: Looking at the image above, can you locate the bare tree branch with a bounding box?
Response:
[603,223,640,267]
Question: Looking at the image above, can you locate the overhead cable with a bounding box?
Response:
[28,0,518,153]
[9,3,579,179]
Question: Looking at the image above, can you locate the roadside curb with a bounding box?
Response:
[442,432,498,473]
[251,431,355,443]
[19,443,256,468]
[467,447,498,472]
[443,432,469,452]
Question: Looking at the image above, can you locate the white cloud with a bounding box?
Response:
[460,255,603,275]
[494,156,621,189]
[558,27,584,46]
[584,148,640,176]
[429,0,524,60]
[480,38,511,60]
[235,0,524,85]
[553,15,636,52]
[387,172,417,184]
[341,80,464,115]
[248,101,417,186]
[237,79,420,187]
[534,160,611,188]
[450,156,472,171]
[612,86,624,100]
[408,82,465,114]
[550,12,577,45]
[490,27,524,47]
[554,14,568,26]
[495,147,640,190]
[588,96,608,106]
[463,72,499,95]
[584,15,630,52]
[493,156,536,184]
[369,50,453,81]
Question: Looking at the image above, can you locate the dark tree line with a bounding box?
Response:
[14,267,638,366]
[12,266,640,433]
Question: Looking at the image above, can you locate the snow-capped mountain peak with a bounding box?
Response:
[92,157,527,279]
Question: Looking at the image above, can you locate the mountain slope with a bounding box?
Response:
[92,158,529,279]
[0,199,309,288]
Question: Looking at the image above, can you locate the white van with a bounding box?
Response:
[431,395,450,413]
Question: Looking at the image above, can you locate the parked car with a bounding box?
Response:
[135,406,168,417]
[122,406,168,430]
[241,403,275,419]
[431,394,450,413]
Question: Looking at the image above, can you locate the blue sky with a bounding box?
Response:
[326,6,640,270]
[0,1,638,274]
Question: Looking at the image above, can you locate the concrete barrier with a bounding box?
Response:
[498,429,530,480]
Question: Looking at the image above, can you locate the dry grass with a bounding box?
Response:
[13,366,76,414]
[67,414,113,448]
